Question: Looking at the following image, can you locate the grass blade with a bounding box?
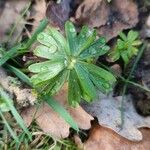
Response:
[0,87,32,140]
[0,44,22,66]
[6,65,32,86]
[0,110,20,143]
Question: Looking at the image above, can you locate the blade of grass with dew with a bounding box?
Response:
[0,109,20,143]
[0,44,22,66]
[0,87,32,140]
[0,18,49,66]
[25,18,49,49]
[6,64,32,86]
[44,95,79,132]
[8,66,79,132]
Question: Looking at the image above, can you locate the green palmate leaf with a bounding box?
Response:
[33,45,64,60]
[89,73,112,94]
[109,30,142,66]
[75,63,96,101]
[47,27,67,51]
[80,37,109,60]
[29,60,65,84]
[132,40,142,46]
[119,32,127,41]
[50,70,68,95]
[68,69,81,106]
[29,20,116,106]
[28,60,65,73]
[77,26,97,55]
[81,62,116,83]
[44,96,79,131]
[65,21,77,54]
[37,32,58,47]
[127,30,138,42]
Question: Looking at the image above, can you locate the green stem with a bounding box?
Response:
[24,18,49,49]
[0,18,49,66]
[7,2,31,43]
[120,43,146,128]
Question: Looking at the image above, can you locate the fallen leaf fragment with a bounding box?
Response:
[75,0,138,41]
[83,124,150,150]
[31,0,47,32]
[81,93,150,141]
[46,0,72,30]
[22,104,70,138]
[22,84,93,139]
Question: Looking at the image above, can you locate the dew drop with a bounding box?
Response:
[103,83,110,89]
[33,78,42,84]
[81,34,85,38]
[64,59,68,66]
[89,48,97,55]
[38,33,44,40]
[86,30,92,36]
[56,81,61,86]
[70,28,76,32]
[48,45,57,53]
[40,66,48,71]
[71,101,78,107]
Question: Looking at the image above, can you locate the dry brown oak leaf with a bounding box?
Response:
[82,124,150,150]
[22,84,93,139]
[81,93,150,141]
[75,0,138,41]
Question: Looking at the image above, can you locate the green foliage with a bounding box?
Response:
[109,30,142,66]
[29,21,116,106]
[0,86,32,143]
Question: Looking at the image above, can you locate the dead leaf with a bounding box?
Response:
[81,93,150,141]
[82,124,150,150]
[46,0,72,30]
[31,0,47,32]
[76,0,108,28]
[75,0,138,41]
[0,0,30,44]
[22,84,93,139]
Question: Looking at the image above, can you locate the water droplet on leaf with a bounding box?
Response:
[70,28,75,32]
[89,48,97,55]
[40,66,48,71]
[38,33,44,40]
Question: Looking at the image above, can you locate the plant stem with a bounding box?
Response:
[120,43,146,128]
[0,18,49,66]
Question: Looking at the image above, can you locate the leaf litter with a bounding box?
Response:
[22,84,93,139]
[75,0,138,41]
[1,0,150,149]
[81,93,150,141]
